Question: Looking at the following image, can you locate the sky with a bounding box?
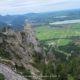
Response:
[0,0,80,15]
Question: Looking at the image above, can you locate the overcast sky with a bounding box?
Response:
[0,0,80,15]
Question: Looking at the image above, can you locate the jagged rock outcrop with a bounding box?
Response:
[0,63,27,80]
[0,24,44,80]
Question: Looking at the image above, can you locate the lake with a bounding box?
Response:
[50,19,80,25]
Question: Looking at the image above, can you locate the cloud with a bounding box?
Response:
[0,0,80,15]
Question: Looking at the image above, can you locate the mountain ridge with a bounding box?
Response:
[0,9,80,30]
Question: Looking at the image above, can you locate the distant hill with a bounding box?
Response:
[0,9,80,30]
[0,22,10,31]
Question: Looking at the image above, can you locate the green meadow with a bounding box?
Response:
[34,23,80,46]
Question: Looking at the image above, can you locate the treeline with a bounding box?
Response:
[33,41,80,80]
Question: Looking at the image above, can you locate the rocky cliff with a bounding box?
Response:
[0,63,27,80]
[0,24,44,80]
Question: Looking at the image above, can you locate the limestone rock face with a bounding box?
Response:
[23,23,42,53]
[0,63,27,80]
[0,24,43,79]
[0,24,42,61]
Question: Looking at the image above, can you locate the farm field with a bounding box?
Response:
[34,23,80,46]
